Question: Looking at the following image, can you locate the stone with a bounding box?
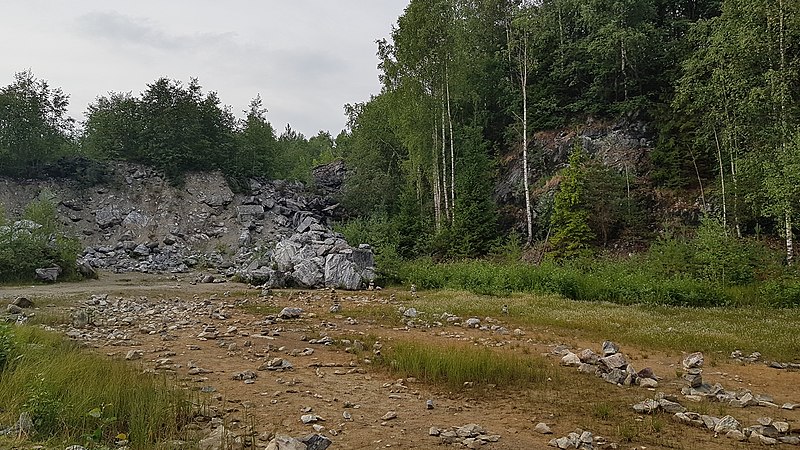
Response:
[602,340,619,356]
[35,266,61,282]
[682,352,704,370]
[278,307,303,319]
[95,205,122,228]
[603,368,627,385]
[577,348,599,364]
[465,318,481,328]
[265,434,307,450]
[403,308,418,318]
[725,430,746,441]
[639,378,658,388]
[125,350,143,360]
[658,399,686,414]
[633,399,659,414]
[301,414,322,424]
[779,436,800,445]
[534,423,553,434]
[292,258,324,288]
[772,421,789,433]
[713,415,740,433]
[13,297,34,308]
[381,411,397,421]
[599,353,627,370]
[301,433,332,450]
[6,304,24,314]
[324,254,362,290]
[561,352,581,367]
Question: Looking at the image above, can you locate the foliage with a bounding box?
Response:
[0,71,77,178]
[0,192,81,282]
[549,146,595,258]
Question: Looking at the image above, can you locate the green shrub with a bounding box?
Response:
[0,192,80,283]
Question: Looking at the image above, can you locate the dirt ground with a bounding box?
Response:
[2,273,799,450]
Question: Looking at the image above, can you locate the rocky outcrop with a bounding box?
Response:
[0,162,374,289]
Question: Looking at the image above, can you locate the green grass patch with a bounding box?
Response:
[378,339,554,390]
[403,290,800,361]
[0,324,194,448]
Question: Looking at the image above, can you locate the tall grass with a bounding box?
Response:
[0,325,192,448]
[379,340,554,390]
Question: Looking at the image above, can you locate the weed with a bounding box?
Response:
[593,402,612,420]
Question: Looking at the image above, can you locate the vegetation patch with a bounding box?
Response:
[0,325,193,449]
[378,339,554,390]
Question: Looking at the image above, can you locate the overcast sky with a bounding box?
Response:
[0,1,409,137]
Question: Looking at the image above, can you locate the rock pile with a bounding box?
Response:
[679,352,794,409]
[672,411,800,445]
[429,423,501,448]
[558,341,659,388]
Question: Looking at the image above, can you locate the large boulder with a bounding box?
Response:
[324,254,363,290]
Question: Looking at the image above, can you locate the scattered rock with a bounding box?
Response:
[535,423,553,434]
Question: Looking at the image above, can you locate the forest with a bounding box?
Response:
[1,0,799,303]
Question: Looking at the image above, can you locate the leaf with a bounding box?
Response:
[87,407,102,418]
[116,433,128,440]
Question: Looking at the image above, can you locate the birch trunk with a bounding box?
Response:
[521,40,532,245]
[446,70,455,225]
[786,211,794,266]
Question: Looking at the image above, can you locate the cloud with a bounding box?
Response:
[74,11,236,52]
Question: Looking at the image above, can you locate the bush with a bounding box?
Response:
[0,192,81,282]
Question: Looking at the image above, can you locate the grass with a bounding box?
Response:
[386,289,800,362]
[0,324,194,449]
[377,339,555,390]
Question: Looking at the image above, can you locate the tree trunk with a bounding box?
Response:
[786,210,794,267]
[521,40,533,245]
[441,98,449,222]
[446,69,455,225]
[713,126,728,235]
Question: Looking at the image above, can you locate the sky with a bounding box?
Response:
[0,1,410,137]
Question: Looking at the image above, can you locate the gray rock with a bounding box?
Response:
[633,399,659,414]
[465,318,481,328]
[324,254,362,290]
[35,265,61,282]
[302,433,332,450]
[658,399,686,414]
[122,211,149,227]
[292,258,324,288]
[577,348,599,364]
[682,352,704,370]
[638,378,658,388]
[714,415,740,433]
[132,244,151,257]
[534,423,553,434]
[561,352,581,367]
[95,205,122,228]
[726,430,746,441]
[599,353,627,370]
[6,304,24,314]
[603,368,627,385]
[278,307,303,319]
[601,340,619,356]
[266,434,307,450]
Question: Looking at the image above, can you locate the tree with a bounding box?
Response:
[549,145,595,257]
[0,71,75,177]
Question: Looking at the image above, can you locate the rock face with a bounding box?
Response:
[0,163,375,289]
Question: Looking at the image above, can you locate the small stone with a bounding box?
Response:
[714,415,740,433]
[599,353,627,370]
[561,352,581,367]
[601,340,619,356]
[779,436,800,445]
[301,433,332,450]
[429,427,440,436]
[6,304,23,314]
[125,350,143,360]
[426,399,434,410]
[639,378,658,388]
[682,352,704,370]
[633,399,659,414]
[773,421,789,433]
[725,430,746,441]
[278,307,303,319]
[301,414,321,424]
[534,423,553,434]
[381,411,397,421]
[781,403,798,410]
[757,417,773,426]
[13,297,34,308]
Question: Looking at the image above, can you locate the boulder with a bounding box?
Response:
[35,265,61,282]
[95,205,122,228]
[324,254,362,290]
[292,258,324,288]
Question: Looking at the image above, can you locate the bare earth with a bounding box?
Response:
[2,273,799,450]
